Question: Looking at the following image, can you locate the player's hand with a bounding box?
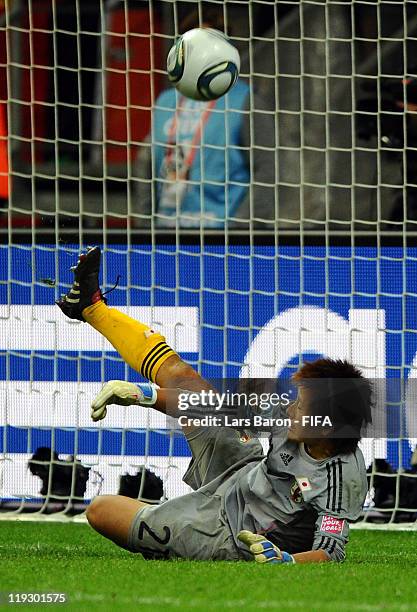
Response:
[91,380,158,422]
[237,530,295,564]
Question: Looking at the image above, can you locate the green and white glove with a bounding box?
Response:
[237,530,295,564]
[91,380,158,422]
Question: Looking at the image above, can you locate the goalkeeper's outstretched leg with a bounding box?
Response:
[56,246,206,392]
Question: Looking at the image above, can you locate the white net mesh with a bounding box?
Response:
[0,0,416,526]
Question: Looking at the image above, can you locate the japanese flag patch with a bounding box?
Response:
[320,515,345,534]
[295,476,312,492]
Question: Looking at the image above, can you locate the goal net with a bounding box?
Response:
[0,0,416,527]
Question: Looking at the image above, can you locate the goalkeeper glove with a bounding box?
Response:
[237,530,295,564]
[91,380,158,422]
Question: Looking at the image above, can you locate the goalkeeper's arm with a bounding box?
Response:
[238,531,330,564]
[91,382,251,439]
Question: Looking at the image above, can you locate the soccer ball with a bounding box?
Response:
[166,28,240,101]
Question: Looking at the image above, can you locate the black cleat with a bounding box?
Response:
[56,246,105,321]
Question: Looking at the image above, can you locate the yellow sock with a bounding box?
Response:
[82,301,177,382]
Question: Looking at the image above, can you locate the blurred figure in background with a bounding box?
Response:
[118,468,164,503]
[133,4,275,230]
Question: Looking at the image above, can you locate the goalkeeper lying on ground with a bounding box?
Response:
[56,247,372,564]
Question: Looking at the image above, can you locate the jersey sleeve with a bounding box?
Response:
[307,451,368,562]
[311,512,349,562]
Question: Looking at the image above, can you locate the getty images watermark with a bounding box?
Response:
[164,378,417,439]
[175,387,332,430]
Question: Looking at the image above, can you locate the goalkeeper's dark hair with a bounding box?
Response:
[292,358,373,454]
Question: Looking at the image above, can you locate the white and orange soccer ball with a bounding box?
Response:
[166,28,240,101]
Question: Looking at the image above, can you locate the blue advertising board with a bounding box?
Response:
[0,244,416,476]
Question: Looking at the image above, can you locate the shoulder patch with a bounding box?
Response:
[320,515,345,534]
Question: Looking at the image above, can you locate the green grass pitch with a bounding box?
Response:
[0,522,416,611]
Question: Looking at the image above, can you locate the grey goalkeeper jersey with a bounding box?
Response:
[222,437,368,561]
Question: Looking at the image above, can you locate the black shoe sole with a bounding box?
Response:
[56,246,103,321]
